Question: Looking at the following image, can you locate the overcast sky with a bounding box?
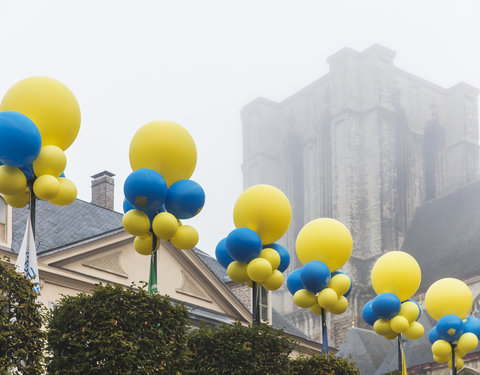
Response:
[1,0,479,256]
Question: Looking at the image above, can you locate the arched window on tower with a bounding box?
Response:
[395,108,409,235]
[424,121,445,201]
[0,196,7,243]
[284,134,304,237]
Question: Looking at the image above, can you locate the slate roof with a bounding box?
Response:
[401,180,480,293]
[336,327,396,375]
[11,199,123,255]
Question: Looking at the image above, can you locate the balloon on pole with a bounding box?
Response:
[425,278,477,372]
[0,77,81,207]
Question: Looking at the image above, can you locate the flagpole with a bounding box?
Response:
[321,308,329,354]
[28,180,36,238]
[148,233,158,294]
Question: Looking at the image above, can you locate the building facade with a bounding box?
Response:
[241,44,479,347]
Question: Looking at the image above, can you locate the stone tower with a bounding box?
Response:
[241,44,479,346]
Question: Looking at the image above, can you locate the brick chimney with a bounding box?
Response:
[91,171,115,210]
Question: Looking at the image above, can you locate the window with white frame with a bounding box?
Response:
[0,197,7,243]
[259,286,270,323]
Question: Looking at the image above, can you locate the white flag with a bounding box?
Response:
[15,214,41,302]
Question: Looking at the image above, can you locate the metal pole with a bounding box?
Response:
[28,181,36,238]
[397,334,402,372]
[252,281,260,324]
[321,308,328,354]
[451,344,457,375]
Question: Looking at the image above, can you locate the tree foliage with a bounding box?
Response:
[0,258,45,375]
[289,353,360,375]
[46,283,189,375]
[185,322,295,375]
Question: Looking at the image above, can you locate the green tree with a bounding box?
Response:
[0,258,45,375]
[46,283,189,375]
[185,322,294,375]
[289,353,360,375]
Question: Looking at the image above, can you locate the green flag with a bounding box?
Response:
[148,252,157,295]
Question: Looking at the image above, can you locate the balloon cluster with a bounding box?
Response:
[362,251,424,340]
[425,278,479,371]
[0,77,80,207]
[215,184,292,291]
[287,218,353,316]
[122,121,204,255]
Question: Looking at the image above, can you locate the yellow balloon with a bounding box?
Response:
[247,258,272,283]
[371,251,421,301]
[262,270,284,291]
[328,296,348,315]
[122,209,150,236]
[0,165,27,195]
[133,233,157,256]
[374,319,394,336]
[33,174,60,200]
[244,280,253,288]
[317,288,338,309]
[384,332,399,340]
[129,120,197,187]
[455,347,467,358]
[425,278,472,320]
[152,212,178,240]
[432,340,452,358]
[295,218,352,271]
[310,303,323,315]
[233,184,291,245]
[390,315,409,334]
[448,357,464,370]
[294,289,317,308]
[404,321,424,340]
[49,177,77,206]
[457,332,478,353]
[33,145,66,177]
[227,261,249,283]
[433,354,449,364]
[4,187,30,208]
[259,248,281,270]
[328,274,351,296]
[171,225,198,250]
[399,301,420,323]
[1,77,81,150]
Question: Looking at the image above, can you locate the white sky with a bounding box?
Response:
[1,0,479,256]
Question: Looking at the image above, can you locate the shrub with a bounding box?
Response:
[46,283,189,374]
[0,258,45,375]
[289,352,360,375]
[186,322,294,375]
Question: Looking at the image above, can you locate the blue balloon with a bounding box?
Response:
[165,179,205,219]
[20,164,35,180]
[225,227,262,263]
[428,326,440,344]
[59,172,65,178]
[362,299,379,326]
[287,269,304,295]
[463,317,480,339]
[437,314,464,342]
[371,293,401,320]
[123,198,134,213]
[300,260,331,293]
[215,238,234,269]
[0,111,42,167]
[332,271,353,297]
[265,243,290,272]
[124,169,168,212]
